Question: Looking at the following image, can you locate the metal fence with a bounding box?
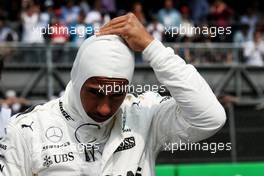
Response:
[1,42,263,100]
[0,42,246,64]
[0,42,257,99]
[168,43,243,64]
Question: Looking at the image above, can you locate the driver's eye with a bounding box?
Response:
[89,88,105,97]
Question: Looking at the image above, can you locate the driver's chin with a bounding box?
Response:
[87,112,113,123]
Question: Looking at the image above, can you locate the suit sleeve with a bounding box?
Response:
[0,123,32,176]
[142,40,226,153]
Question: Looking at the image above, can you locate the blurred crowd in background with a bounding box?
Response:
[0,0,264,44]
[0,0,263,65]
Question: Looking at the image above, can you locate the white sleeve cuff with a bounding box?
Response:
[142,39,167,62]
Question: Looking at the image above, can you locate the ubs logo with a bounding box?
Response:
[43,152,74,168]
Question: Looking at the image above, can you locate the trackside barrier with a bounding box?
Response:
[155,162,264,176]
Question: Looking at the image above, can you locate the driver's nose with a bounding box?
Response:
[97,99,111,117]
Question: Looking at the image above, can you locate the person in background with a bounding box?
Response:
[0,90,29,115]
[209,0,233,28]
[60,0,80,25]
[21,3,44,43]
[49,15,69,44]
[209,0,233,42]
[101,0,116,16]
[158,0,182,42]
[70,11,93,46]
[233,24,250,63]
[188,0,209,25]
[85,0,108,31]
[158,0,182,28]
[240,6,260,40]
[179,6,195,38]
[147,15,164,41]
[233,24,251,43]
[243,30,264,66]
[0,17,18,42]
[131,2,146,25]
[39,0,54,30]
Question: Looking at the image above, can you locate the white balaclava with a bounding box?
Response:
[62,35,134,128]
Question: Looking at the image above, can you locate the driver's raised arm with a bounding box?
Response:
[142,40,226,152]
[98,12,226,152]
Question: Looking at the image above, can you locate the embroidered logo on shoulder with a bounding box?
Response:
[59,100,74,121]
[132,101,140,107]
[115,137,135,153]
[21,121,34,131]
[160,96,172,104]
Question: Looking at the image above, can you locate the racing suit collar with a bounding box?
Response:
[60,82,120,144]
[61,81,117,127]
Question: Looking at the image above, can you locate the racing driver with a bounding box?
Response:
[0,13,226,176]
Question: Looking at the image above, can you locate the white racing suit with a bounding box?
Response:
[0,39,226,176]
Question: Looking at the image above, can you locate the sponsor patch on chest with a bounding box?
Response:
[115,137,135,153]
